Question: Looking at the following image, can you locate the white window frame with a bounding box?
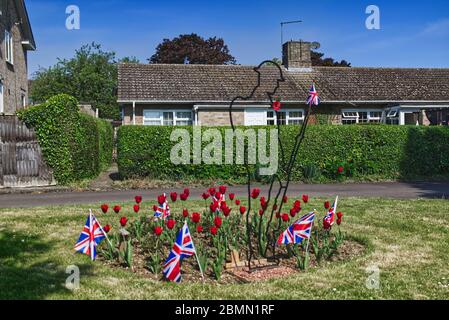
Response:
[0,82,4,113]
[267,109,305,125]
[5,31,13,65]
[143,110,193,126]
[341,109,383,124]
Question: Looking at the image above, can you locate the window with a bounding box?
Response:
[143,110,193,126]
[0,82,4,113]
[267,109,304,125]
[341,110,383,125]
[21,93,26,107]
[5,31,13,64]
[386,108,400,125]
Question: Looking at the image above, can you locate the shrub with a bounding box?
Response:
[18,94,114,184]
[116,125,449,182]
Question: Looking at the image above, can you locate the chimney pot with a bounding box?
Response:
[282,40,316,71]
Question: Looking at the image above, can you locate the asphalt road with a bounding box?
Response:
[0,182,448,209]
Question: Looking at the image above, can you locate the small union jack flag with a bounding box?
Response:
[213,193,226,213]
[306,83,320,106]
[74,210,106,261]
[324,196,339,227]
[163,222,197,283]
[277,211,316,245]
[154,194,171,220]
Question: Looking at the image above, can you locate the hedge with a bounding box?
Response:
[18,94,114,184]
[117,125,449,182]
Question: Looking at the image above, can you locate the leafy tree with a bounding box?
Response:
[311,51,351,67]
[30,43,132,120]
[149,33,236,65]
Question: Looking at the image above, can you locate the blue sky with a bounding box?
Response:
[27,0,449,76]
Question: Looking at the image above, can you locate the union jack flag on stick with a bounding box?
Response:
[163,221,203,283]
[323,196,339,227]
[277,211,316,245]
[154,194,171,220]
[74,210,111,261]
[306,83,320,106]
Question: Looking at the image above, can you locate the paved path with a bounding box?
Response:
[0,182,448,209]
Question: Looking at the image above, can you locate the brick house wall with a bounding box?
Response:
[0,0,30,115]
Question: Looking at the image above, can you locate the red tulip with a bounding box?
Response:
[158,194,166,205]
[294,200,301,210]
[196,225,203,233]
[167,219,176,230]
[259,209,264,216]
[191,212,201,224]
[338,166,344,174]
[323,220,331,230]
[219,186,227,195]
[210,226,218,236]
[273,204,278,211]
[229,193,235,201]
[182,208,189,218]
[275,212,281,219]
[202,192,210,200]
[101,204,109,214]
[103,224,111,233]
[239,206,246,215]
[290,207,298,218]
[133,204,140,213]
[281,213,289,222]
[302,195,309,203]
[113,205,121,214]
[260,197,267,209]
[214,192,222,202]
[154,226,163,236]
[153,205,158,212]
[235,199,241,206]
[223,206,231,217]
[283,196,288,203]
[324,201,331,209]
[251,188,261,199]
[220,201,227,210]
[208,187,216,196]
[135,196,142,204]
[120,217,128,227]
[170,192,178,202]
[210,202,219,213]
[272,100,282,112]
[337,212,343,219]
[183,188,190,196]
[214,216,223,228]
[180,193,188,201]
[337,218,342,226]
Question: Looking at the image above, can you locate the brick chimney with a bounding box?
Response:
[282,40,316,71]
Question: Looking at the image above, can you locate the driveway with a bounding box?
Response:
[0,182,448,209]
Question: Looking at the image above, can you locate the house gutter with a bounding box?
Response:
[118,100,449,105]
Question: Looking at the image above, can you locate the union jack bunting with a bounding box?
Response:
[74,210,106,261]
[163,222,197,283]
[323,196,339,227]
[306,83,320,106]
[277,211,316,245]
[154,194,171,220]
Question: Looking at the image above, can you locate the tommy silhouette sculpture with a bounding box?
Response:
[228,60,319,268]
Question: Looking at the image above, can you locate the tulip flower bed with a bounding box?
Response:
[95,186,365,283]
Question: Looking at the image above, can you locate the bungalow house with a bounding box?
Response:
[118,40,449,126]
[0,0,35,115]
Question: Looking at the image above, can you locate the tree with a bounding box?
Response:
[30,43,133,120]
[311,51,351,67]
[149,33,236,65]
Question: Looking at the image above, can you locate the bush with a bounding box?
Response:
[116,125,449,182]
[18,94,114,184]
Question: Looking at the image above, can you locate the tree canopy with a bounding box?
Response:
[30,43,137,120]
[149,33,236,65]
[311,51,351,67]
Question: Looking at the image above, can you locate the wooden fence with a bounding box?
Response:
[0,115,54,188]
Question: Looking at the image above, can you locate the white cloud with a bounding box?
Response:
[420,19,449,37]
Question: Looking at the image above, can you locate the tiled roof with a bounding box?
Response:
[118,63,449,103]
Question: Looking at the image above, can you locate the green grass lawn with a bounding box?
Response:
[0,197,448,300]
